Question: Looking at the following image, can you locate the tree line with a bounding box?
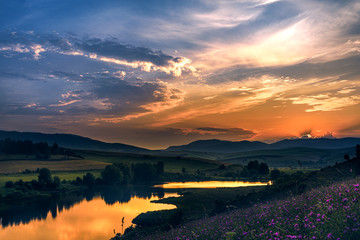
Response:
[0,138,82,159]
[2,161,165,200]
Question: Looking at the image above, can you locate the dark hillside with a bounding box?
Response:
[0,130,149,153]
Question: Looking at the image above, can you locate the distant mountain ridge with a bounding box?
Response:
[0,130,150,153]
[166,138,360,153]
[1,130,359,154]
[166,139,269,153]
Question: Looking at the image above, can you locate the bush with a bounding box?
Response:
[23,169,32,174]
[132,163,157,182]
[38,168,52,186]
[53,176,60,189]
[83,173,96,186]
[270,169,281,180]
[31,180,40,189]
[101,165,124,185]
[5,181,13,188]
[259,163,269,175]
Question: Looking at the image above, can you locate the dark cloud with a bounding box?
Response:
[341,124,360,132]
[163,127,256,138]
[74,37,175,66]
[207,55,360,84]
[195,127,256,136]
[348,21,360,35]
[0,31,179,67]
[299,129,313,138]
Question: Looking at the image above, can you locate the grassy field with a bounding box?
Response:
[0,170,102,189]
[217,147,352,168]
[153,147,353,168]
[76,149,221,172]
[0,159,109,174]
[0,150,221,190]
[155,186,266,221]
[145,177,360,240]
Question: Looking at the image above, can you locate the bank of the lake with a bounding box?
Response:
[117,181,269,239]
[0,179,269,240]
[0,185,177,240]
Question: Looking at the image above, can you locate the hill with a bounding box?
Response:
[0,130,149,154]
[218,147,354,168]
[271,137,360,149]
[166,138,360,153]
[165,139,269,153]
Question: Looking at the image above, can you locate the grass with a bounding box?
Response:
[0,150,221,195]
[0,170,101,194]
[0,159,110,174]
[274,167,319,175]
[212,147,353,168]
[154,186,266,221]
[144,177,360,240]
[75,149,221,172]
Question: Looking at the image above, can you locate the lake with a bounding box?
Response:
[0,181,268,240]
[154,180,271,189]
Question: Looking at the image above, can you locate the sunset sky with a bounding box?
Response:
[1,0,360,149]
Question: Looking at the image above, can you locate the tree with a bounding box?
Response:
[259,163,270,175]
[356,144,360,160]
[344,154,350,161]
[23,140,33,157]
[113,163,133,184]
[83,173,96,186]
[53,176,60,189]
[50,143,59,155]
[38,168,52,186]
[101,165,124,185]
[132,163,156,182]
[36,142,50,155]
[5,181,13,188]
[247,160,260,171]
[270,169,281,180]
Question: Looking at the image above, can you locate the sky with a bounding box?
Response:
[0,0,360,149]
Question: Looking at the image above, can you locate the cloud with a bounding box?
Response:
[0,31,197,77]
[298,129,313,139]
[289,94,360,112]
[75,38,174,66]
[158,126,257,139]
[0,42,45,60]
[0,67,185,123]
[194,127,256,137]
[92,81,185,123]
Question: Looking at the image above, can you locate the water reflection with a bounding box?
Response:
[154,180,272,189]
[0,186,176,240]
[0,181,269,240]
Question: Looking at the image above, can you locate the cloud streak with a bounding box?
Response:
[0,31,197,77]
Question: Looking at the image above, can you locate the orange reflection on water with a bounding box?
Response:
[0,193,177,240]
[154,181,271,189]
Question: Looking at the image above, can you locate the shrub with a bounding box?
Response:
[5,181,13,188]
[83,173,96,186]
[101,165,124,185]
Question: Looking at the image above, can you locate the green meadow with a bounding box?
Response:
[0,149,222,189]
